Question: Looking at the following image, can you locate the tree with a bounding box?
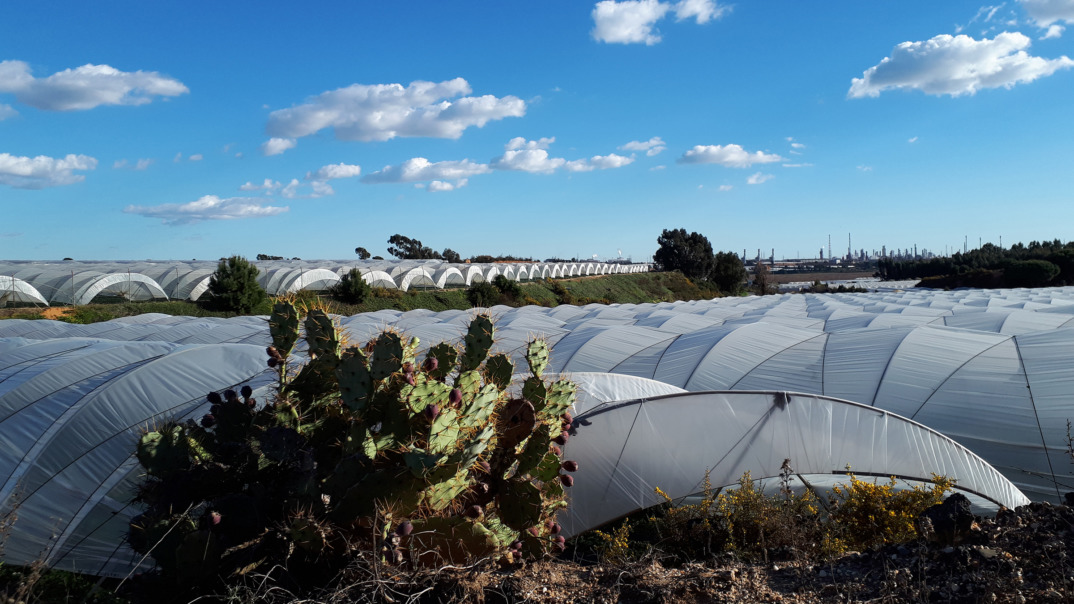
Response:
[753,261,771,295]
[205,255,266,313]
[467,280,500,307]
[387,234,442,260]
[354,247,371,260]
[441,248,462,263]
[330,268,372,304]
[654,228,715,281]
[492,274,521,300]
[712,251,747,293]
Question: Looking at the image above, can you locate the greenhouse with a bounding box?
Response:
[0,259,653,304]
[4,286,1074,576]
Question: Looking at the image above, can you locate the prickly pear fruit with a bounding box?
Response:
[422,356,438,372]
[554,535,566,545]
[553,431,569,446]
[561,460,578,472]
[560,474,574,487]
[396,520,413,536]
[268,357,278,368]
[550,522,562,535]
[449,388,463,407]
[406,372,416,386]
[424,404,440,422]
[550,444,562,456]
[463,504,483,519]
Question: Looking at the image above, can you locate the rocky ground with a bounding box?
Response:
[353,500,1073,604]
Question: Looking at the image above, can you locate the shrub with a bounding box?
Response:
[467,280,500,307]
[372,286,404,299]
[826,472,954,552]
[492,275,522,300]
[128,306,579,597]
[204,256,266,314]
[330,268,371,304]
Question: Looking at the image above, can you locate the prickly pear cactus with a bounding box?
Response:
[128,305,581,594]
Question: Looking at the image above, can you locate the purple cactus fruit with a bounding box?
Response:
[240,385,253,398]
[550,523,562,535]
[200,414,216,428]
[207,391,222,405]
[266,346,279,358]
[560,474,574,487]
[550,444,562,456]
[553,541,566,553]
[553,430,569,446]
[527,527,540,538]
[463,504,483,519]
[424,404,440,422]
[561,412,573,424]
[511,540,523,550]
[396,520,413,536]
[423,357,439,372]
[449,388,463,407]
[268,357,278,368]
[554,535,566,545]
[402,362,414,374]
[225,389,238,402]
[405,372,416,386]
[210,511,222,525]
[561,460,579,473]
[545,518,555,530]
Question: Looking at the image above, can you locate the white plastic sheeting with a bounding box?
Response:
[0,337,274,577]
[559,390,1030,537]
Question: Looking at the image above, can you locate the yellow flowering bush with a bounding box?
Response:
[827,473,955,552]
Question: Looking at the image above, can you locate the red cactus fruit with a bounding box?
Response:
[553,541,566,553]
[550,522,562,535]
[511,540,523,550]
[267,357,278,368]
[553,431,569,446]
[449,388,463,406]
[463,504,483,519]
[424,404,440,422]
[561,412,573,424]
[554,535,566,545]
[527,527,540,537]
[550,444,562,456]
[561,460,579,472]
[266,345,280,359]
[560,474,574,487]
[423,357,438,372]
[405,372,416,386]
[396,520,413,536]
[402,362,414,374]
[210,511,222,525]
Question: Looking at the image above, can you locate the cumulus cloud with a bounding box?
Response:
[0,60,187,111]
[591,0,725,44]
[718,184,733,191]
[858,165,874,172]
[848,32,1074,98]
[188,153,203,161]
[908,136,919,143]
[240,179,282,193]
[265,78,524,147]
[747,172,774,185]
[677,144,783,167]
[281,178,333,199]
[1042,24,1066,38]
[0,104,16,120]
[363,157,490,184]
[565,153,636,172]
[123,195,288,224]
[1020,0,1074,27]
[427,179,468,192]
[261,137,297,156]
[620,136,666,156]
[0,152,97,189]
[306,162,362,181]
[782,162,813,168]
[491,137,567,173]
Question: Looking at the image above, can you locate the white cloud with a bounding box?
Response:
[718,184,733,191]
[505,136,555,150]
[619,136,666,156]
[261,137,297,156]
[173,152,182,163]
[490,138,567,173]
[591,0,725,44]
[363,157,491,183]
[791,142,805,149]
[592,0,670,44]
[265,78,524,145]
[281,178,333,199]
[908,136,919,143]
[848,32,1074,98]
[747,172,774,185]
[123,195,288,224]
[427,179,468,192]
[0,60,187,111]
[1020,0,1074,27]
[240,179,281,193]
[188,153,203,161]
[0,104,16,120]
[674,0,727,23]
[858,165,874,172]
[566,153,636,172]
[782,162,813,168]
[0,152,97,189]
[114,158,153,170]
[677,144,784,167]
[1042,23,1066,38]
[306,162,362,181]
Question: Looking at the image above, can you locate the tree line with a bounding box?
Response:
[877,239,1074,288]
[653,228,748,294]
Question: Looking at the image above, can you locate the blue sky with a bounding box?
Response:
[2,1,1073,262]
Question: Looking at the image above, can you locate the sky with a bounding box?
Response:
[1,1,1073,263]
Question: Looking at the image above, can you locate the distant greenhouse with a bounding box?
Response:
[0,259,653,305]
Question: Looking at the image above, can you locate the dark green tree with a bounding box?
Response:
[467,280,500,307]
[354,247,371,259]
[492,274,521,300]
[387,234,442,260]
[654,228,715,281]
[712,251,747,293]
[205,256,266,313]
[442,248,462,263]
[330,268,372,304]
